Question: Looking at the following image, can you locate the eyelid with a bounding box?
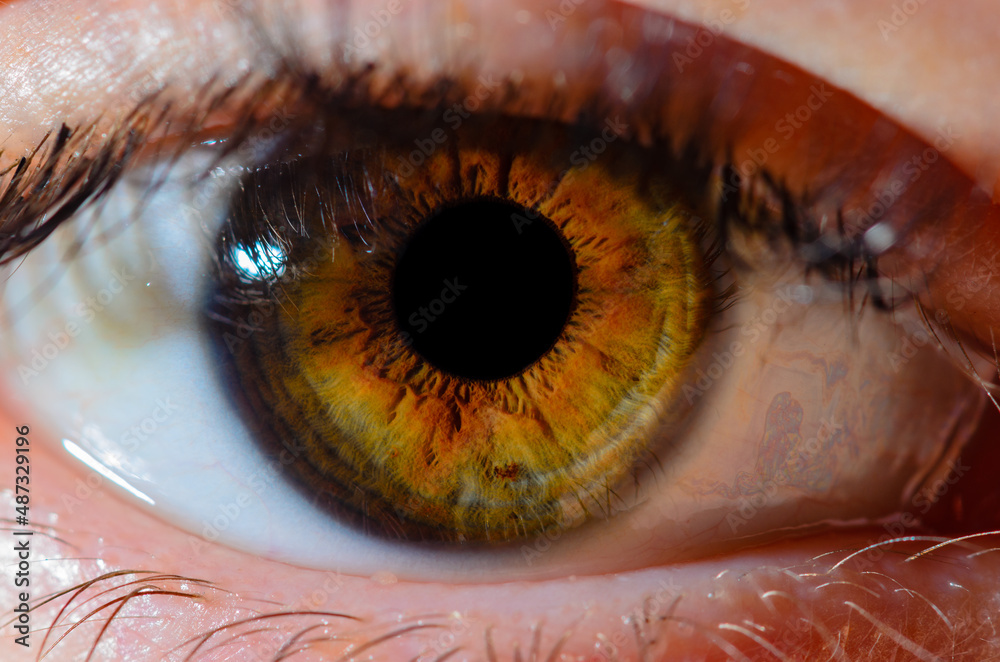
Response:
[2,0,996,196]
[649,0,1000,194]
[0,0,980,287]
[0,0,254,150]
[0,1,989,163]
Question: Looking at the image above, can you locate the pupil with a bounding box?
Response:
[392,198,576,381]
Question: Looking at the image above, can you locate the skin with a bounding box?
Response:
[2,0,1000,660]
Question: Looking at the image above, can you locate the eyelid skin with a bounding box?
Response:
[638,0,1000,198]
[3,0,1000,195]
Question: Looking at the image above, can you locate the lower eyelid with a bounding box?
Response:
[18,432,1000,661]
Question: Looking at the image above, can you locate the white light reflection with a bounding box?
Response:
[231,241,288,281]
[61,438,156,506]
[864,222,897,254]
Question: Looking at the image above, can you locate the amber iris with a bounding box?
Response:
[213,117,712,542]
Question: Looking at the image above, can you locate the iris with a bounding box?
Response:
[211,116,712,542]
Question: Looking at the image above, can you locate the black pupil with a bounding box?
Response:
[392,199,576,381]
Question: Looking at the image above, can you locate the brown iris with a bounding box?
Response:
[211,115,712,542]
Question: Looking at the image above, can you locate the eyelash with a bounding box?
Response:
[0,22,895,329]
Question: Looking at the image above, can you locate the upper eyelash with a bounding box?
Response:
[0,5,913,321]
[0,82,875,304]
[0,121,142,267]
[714,160,891,313]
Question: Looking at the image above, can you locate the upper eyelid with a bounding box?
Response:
[632,1,1000,194]
[0,0,978,272]
[1,0,994,190]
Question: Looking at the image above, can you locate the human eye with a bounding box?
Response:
[2,1,1000,660]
